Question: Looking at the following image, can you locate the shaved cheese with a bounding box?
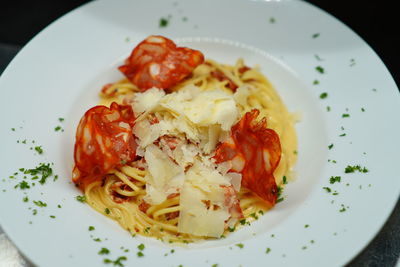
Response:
[144,145,184,204]
[177,160,234,237]
[178,182,230,237]
[132,87,165,115]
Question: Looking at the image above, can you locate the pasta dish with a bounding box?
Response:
[72,36,297,243]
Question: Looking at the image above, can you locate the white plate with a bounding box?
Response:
[1,0,399,266]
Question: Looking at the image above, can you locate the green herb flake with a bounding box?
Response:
[312,33,320,38]
[137,243,145,251]
[313,79,320,85]
[23,196,29,202]
[326,106,331,112]
[93,237,102,242]
[339,204,347,212]
[50,215,56,219]
[33,200,47,207]
[339,133,346,137]
[212,264,219,267]
[239,219,247,225]
[34,146,43,154]
[105,208,111,214]
[344,165,369,173]
[342,113,350,118]
[11,128,16,131]
[76,195,86,203]
[315,66,325,74]
[265,247,271,254]
[98,247,110,255]
[54,126,62,132]
[349,58,356,67]
[137,251,144,257]
[235,243,244,249]
[182,16,188,22]
[24,163,53,185]
[269,17,276,23]
[88,226,95,231]
[228,226,235,232]
[319,92,328,99]
[304,224,310,228]
[58,118,65,122]
[283,176,288,184]
[159,17,169,28]
[32,209,38,215]
[328,144,334,150]
[323,187,332,193]
[104,256,127,266]
[16,181,30,190]
[329,176,341,184]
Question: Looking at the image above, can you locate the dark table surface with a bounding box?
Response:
[1,1,399,266]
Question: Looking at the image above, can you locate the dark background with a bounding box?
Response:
[0,1,399,266]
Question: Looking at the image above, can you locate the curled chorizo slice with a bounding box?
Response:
[214,109,281,207]
[73,102,137,188]
[118,35,204,91]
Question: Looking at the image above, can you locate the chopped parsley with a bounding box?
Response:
[137,251,144,257]
[344,165,369,173]
[104,256,127,266]
[265,247,271,254]
[23,196,29,202]
[323,187,332,193]
[50,215,56,219]
[24,163,53,185]
[328,144,334,150]
[342,113,350,118]
[315,66,325,74]
[137,243,145,251]
[228,226,235,232]
[105,208,111,214]
[361,107,365,112]
[54,126,62,132]
[339,133,346,137]
[329,176,341,184]
[319,92,328,99]
[239,219,247,225]
[339,204,347,212]
[33,200,47,207]
[235,243,244,249]
[16,180,30,190]
[34,146,43,154]
[312,33,320,38]
[98,247,110,255]
[282,175,288,184]
[313,79,320,85]
[326,106,331,112]
[159,17,169,28]
[58,118,65,122]
[269,17,276,23]
[11,128,16,131]
[349,58,356,67]
[76,195,86,203]
[88,226,95,231]
[304,224,310,228]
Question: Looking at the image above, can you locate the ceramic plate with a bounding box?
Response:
[1,0,399,266]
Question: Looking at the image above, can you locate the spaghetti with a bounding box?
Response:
[73,36,297,243]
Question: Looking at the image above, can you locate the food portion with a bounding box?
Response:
[73,35,297,242]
